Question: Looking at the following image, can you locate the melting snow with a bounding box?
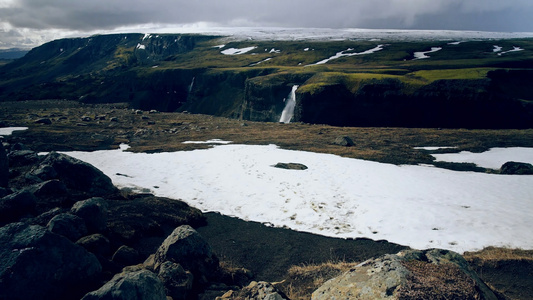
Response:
[497,46,524,56]
[493,45,503,52]
[413,47,442,59]
[269,48,281,53]
[136,44,146,50]
[250,58,272,66]
[221,46,257,55]
[0,127,28,135]
[309,44,384,65]
[432,147,533,169]
[182,139,232,144]
[61,145,533,253]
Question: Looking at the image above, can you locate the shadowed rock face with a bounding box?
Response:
[0,223,102,300]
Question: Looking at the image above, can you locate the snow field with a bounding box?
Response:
[61,144,533,253]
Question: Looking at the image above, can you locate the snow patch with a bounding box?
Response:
[309,45,384,65]
[221,46,257,55]
[414,146,457,151]
[0,127,28,135]
[413,47,442,59]
[136,43,146,50]
[250,57,272,66]
[213,44,226,49]
[493,45,503,52]
[269,48,281,53]
[497,46,524,56]
[61,145,533,253]
[432,147,533,169]
[182,139,232,144]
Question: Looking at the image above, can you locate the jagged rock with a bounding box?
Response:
[34,118,52,124]
[311,249,497,300]
[32,152,117,196]
[110,117,119,122]
[0,141,8,187]
[7,150,39,167]
[0,186,11,198]
[500,161,533,175]
[82,269,166,300]
[25,179,67,199]
[95,115,106,120]
[158,261,194,300]
[218,281,288,300]
[81,115,92,121]
[47,213,88,241]
[273,162,308,170]
[154,225,218,283]
[0,190,36,225]
[10,142,29,151]
[333,136,355,147]
[77,234,112,257]
[0,222,102,300]
[71,197,108,233]
[112,245,142,266]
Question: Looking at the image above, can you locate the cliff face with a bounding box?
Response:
[1,34,532,128]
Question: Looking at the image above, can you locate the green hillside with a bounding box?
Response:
[1,33,532,128]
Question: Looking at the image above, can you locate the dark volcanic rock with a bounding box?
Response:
[71,197,108,233]
[7,150,39,167]
[153,225,218,283]
[0,223,102,300]
[47,213,88,241]
[82,269,166,300]
[34,118,52,124]
[32,152,117,196]
[158,261,194,300]
[500,161,533,175]
[0,142,7,187]
[273,162,308,170]
[77,233,112,257]
[112,245,142,266]
[0,190,36,225]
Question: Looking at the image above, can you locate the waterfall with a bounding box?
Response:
[279,85,299,123]
[188,77,195,93]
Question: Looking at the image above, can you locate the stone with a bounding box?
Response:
[0,223,102,300]
[223,281,288,300]
[311,249,497,300]
[47,213,88,241]
[154,225,218,282]
[273,162,308,170]
[110,117,119,122]
[7,150,39,167]
[34,118,52,125]
[77,234,112,257]
[82,269,166,300]
[32,152,117,196]
[0,141,8,187]
[0,190,36,225]
[500,161,533,175]
[112,245,142,266]
[158,261,194,300]
[333,135,355,147]
[81,115,92,121]
[26,179,67,199]
[71,197,108,233]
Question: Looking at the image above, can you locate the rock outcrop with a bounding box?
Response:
[0,222,102,300]
[500,161,533,175]
[0,142,8,187]
[312,249,498,300]
[82,269,167,300]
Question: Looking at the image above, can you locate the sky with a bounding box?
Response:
[1,0,533,49]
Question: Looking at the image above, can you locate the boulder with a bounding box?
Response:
[500,161,533,175]
[25,179,67,199]
[47,213,88,241]
[0,223,102,300]
[158,261,194,300]
[0,141,7,187]
[77,234,112,257]
[333,136,355,147]
[311,249,497,300]
[82,269,167,300]
[218,281,289,300]
[71,197,108,233]
[34,118,52,125]
[153,225,218,282]
[273,162,308,170]
[112,245,142,266]
[7,150,39,167]
[31,152,117,196]
[0,190,36,225]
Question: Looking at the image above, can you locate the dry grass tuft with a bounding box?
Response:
[464,246,533,263]
[397,260,481,300]
[276,260,359,300]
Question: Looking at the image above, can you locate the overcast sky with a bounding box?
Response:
[1,0,533,49]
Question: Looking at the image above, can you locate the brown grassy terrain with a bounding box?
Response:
[2,100,533,299]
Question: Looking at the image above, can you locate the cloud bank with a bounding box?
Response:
[1,0,533,49]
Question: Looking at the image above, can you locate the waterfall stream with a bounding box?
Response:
[188,77,195,93]
[279,85,298,123]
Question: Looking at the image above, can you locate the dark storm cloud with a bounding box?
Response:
[1,0,533,48]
